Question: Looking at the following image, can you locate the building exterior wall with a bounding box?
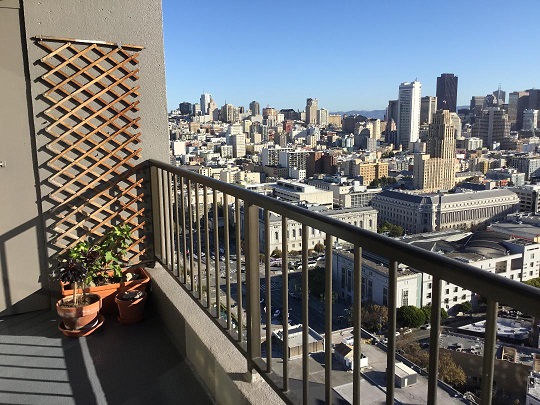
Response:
[0,0,169,314]
[261,208,377,254]
[372,190,519,234]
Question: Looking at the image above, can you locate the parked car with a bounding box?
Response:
[420,324,431,330]
[403,328,412,335]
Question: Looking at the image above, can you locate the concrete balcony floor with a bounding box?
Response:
[0,306,213,405]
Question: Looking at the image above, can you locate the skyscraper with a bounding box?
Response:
[397,81,422,149]
[508,91,529,130]
[249,101,260,116]
[306,98,318,125]
[436,73,458,112]
[420,96,437,124]
[413,110,456,192]
[200,93,211,115]
[473,107,510,149]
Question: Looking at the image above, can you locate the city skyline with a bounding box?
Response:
[163,0,539,112]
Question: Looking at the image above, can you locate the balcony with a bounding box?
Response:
[2,159,540,404]
[144,160,540,405]
[0,306,212,404]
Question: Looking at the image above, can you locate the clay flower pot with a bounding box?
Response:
[115,290,147,324]
[56,293,102,331]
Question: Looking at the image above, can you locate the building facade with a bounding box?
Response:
[436,73,458,112]
[259,207,378,254]
[413,110,457,192]
[371,189,520,234]
[397,81,422,149]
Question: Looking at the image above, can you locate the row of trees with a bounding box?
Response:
[356,304,452,331]
[377,221,404,237]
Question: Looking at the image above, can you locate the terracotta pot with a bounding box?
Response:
[56,293,102,331]
[115,291,147,324]
[60,267,150,315]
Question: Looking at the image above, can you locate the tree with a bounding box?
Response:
[524,277,540,288]
[437,352,466,387]
[422,305,448,322]
[314,243,325,254]
[459,300,472,314]
[359,304,389,332]
[397,305,426,328]
[377,221,404,237]
[308,266,326,299]
[271,248,282,258]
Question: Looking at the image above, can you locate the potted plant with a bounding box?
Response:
[51,258,103,337]
[59,224,150,314]
[115,290,147,324]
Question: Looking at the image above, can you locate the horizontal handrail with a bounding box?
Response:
[148,159,540,318]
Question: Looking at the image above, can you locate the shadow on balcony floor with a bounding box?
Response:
[0,307,213,405]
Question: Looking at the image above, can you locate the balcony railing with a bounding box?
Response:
[148,159,540,405]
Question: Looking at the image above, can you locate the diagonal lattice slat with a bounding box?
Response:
[36,37,148,263]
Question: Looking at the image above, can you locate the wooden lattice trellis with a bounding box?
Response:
[35,36,148,263]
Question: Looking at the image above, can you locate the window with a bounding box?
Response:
[402,290,409,306]
[341,268,346,289]
[428,282,432,288]
[292,229,296,238]
[427,293,431,299]
[367,279,373,301]
[383,287,388,306]
[454,287,458,293]
[275,232,279,241]
[347,270,352,292]
[445,289,449,294]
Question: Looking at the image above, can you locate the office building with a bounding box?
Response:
[371,189,519,234]
[523,109,538,131]
[509,91,530,130]
[420,96,437,124]
[306,98,318,125]
[511,185,540,213]
[397,81,422,149]
[413,110,456,192]
[261,205,377,253]
[318,108,329,126]
[509,155,540,181]
[179,102,192,115]
[436,73,458,112]
[200,93,211,115]
[473,107,510,149]
[249,100,260,116]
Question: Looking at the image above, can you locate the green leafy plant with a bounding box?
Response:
[64,224,133,286]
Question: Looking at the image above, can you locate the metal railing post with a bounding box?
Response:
[353,244,362,405]
[386,260,398,405]
[428,276,442,405]
[324,235,333,405]
[246,203,261,372]
[481,299,498,405]
[149,165,163,262]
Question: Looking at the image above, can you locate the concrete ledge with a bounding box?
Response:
[147,265,284,405]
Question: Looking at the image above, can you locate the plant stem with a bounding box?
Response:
[73,282,78,306]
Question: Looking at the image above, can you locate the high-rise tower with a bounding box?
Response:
[420,96,437,124]
[413,110,456,192]
[436,73,458,112]
[397,81,422,149]
[306,98,318,125]
[249,101,260,116]
[200,93,211,115]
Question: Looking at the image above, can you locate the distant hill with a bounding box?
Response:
[331,110,386,120]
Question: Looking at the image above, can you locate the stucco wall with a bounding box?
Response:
[0,0,49,315]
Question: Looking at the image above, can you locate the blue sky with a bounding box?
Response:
[163,0,539,112]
